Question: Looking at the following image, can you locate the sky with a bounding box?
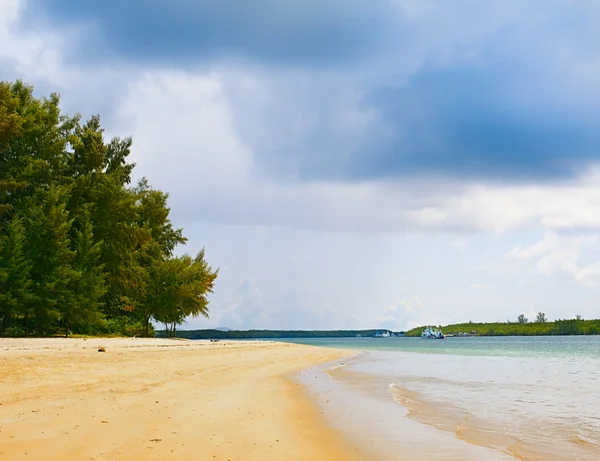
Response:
[3,0,600,331]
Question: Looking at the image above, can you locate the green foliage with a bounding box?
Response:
[0,79,217,337]
[25,185,77,334]
[0,216,31,334]
[148,250,218,337]
[74,316,153,337]
[405,318,600,337]
[60,209,106,336]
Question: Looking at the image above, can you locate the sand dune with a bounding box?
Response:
[0,338,360,460]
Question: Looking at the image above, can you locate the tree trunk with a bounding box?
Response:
[0,313,8,336]
[145,315,151,337]
[25,313,29,336]
[64,319,69,337]
[35,313,42,336]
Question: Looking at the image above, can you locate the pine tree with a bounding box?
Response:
[0,216,31,334]
[60,208,106,336]
[0,79,218,336]
[0,82,26,217]
[26,186,76,334]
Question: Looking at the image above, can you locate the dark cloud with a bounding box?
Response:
[349,66,600,182]
[21,0,398,67]
[223,24,600,183]
[18,0,600,184]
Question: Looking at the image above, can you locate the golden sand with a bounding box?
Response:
[0,338,361,461]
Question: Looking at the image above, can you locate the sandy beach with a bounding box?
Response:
[0,338,361,461]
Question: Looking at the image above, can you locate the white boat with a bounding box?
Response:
[421,327,445,339]
[374,331,392,338]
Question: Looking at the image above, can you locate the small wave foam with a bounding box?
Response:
[324,361,350,380]
[570,434,599,451]
[387,382,529,459]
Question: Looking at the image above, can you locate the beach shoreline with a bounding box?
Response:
[0,337,362,461]
[294,338,600,461]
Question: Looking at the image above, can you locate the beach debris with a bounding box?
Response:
[101,421,109,424]
[149,438,162,442]
[97,347,106,352]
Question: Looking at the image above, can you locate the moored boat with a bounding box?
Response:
[421,327,445,339]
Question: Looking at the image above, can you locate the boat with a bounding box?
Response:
[374,331,392,338]
[421,327,445,339]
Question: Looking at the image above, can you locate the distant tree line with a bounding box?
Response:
[517,312,548,324]
[157,329,400,340]
[406,314,600,337]
[0,80,217,337]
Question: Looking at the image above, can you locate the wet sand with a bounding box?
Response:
[298,355,522,461]
[0,338,361,461]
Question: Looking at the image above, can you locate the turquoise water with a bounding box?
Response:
[278,335,600,358]
[289,336,600,460]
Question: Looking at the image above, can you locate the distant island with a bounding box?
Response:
[164,315,600,340]
[156,329,405,340]
[405,315,600,337]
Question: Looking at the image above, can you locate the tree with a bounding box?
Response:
[0,81,28,217]
[517,314,528,324]
[59,209,106,336]
[25,186,76,334]
[173,249,218,326]
[0,81,23,153]
[0,216,31,334]
[129,178,188,336]
[0,180,25,216]
[64,119,144,319]
[145,250,218,338]
[0,79,217,337]
[535,312,547,323]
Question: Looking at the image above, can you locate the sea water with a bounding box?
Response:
[287,336,600,460]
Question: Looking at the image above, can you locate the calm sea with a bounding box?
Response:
[285,336,600,460]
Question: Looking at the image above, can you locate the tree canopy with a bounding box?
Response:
[405,318,600,337]
[0,80,217,337]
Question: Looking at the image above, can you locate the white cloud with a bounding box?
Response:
[508,232,600,286]
[468,282,487,290]
[0,0,71,84]
[372,297,426,331]
[116,72,254,187]
[453,239,468,250]
[383,297,421,315]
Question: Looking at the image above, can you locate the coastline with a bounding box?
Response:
[0,338,362,461]
[295,340,600,461]
[297,352,519,461]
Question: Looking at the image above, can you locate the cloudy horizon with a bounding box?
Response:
[3,0,600,331]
